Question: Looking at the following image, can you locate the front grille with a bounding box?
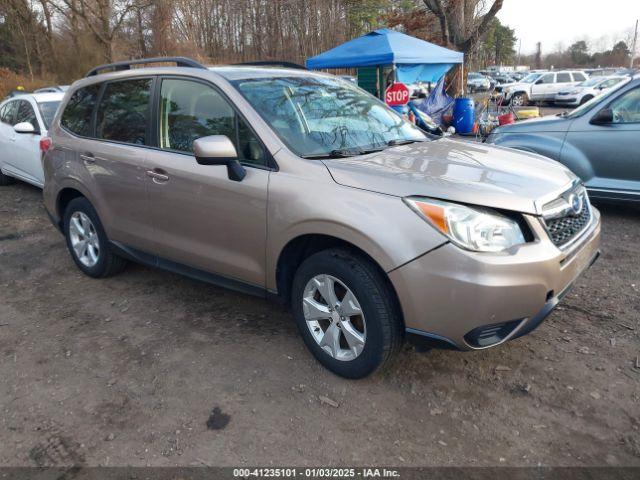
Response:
[543,189,592,248]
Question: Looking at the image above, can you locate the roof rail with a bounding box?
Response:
[85,56,207,77]
[233,61,307,70]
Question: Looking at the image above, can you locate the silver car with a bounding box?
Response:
[487,74,640,202]
[42,57,601,378]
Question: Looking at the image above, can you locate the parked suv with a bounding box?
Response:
[499,71,588,106]
[43,57,601,378]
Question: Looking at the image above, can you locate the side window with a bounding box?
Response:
[573,73,586,82]
[601,78,621,89]
[538,73,555,84]
[609,87,640,124]
[557,73,572,83]
[61,85,101,137]
[15,100,39,131]
[96,78,151,145]
[159,79,266,166]
[0,101,18,125]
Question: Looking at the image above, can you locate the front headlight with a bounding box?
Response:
[404,197,526,252]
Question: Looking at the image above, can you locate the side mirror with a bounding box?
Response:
[535,79,543,85]
[193,135,246,182]
[590,108,613,125]
[14,122,36,134]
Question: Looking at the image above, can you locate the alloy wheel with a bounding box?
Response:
[302,274,367,361]
[68,211,100,267]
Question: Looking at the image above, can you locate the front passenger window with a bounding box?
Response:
[609,87,640,124]
[159,79,266,166]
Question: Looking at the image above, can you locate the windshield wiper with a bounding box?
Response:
[386,139,425,147]
[301,149,364,159]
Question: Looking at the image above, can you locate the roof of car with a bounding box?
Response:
[3,92,65,103]
[208,65,329,81]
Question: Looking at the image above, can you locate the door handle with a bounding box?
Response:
[146,169,169,183]
[80,154,96,165]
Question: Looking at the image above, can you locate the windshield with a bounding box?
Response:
[231,75,427,158]
[578,78,602,87]
[37,101,60,128]
[521,73,542,84]
[468,73,482,79]
[566,79,630,118]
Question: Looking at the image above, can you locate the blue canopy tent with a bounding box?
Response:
[306,28,463,93]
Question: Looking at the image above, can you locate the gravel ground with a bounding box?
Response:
[1,182,639,468]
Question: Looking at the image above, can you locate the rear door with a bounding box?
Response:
[552,72,574,97]
[146,77,270,288]
[10,99,44,185]
[61,79,156,251]
[563,84,640,196]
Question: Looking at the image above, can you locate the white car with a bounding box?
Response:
[555,76,629,106]
[498,70,588,106]
[467,73,491,92]
[0,92,63,187]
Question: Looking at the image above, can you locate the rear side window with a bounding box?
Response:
[96,78,151,145]
[61,85,101,136]
[573,73,586,82]
[0,101,18,125]
[557,73,572,83]
[15,100,39,131]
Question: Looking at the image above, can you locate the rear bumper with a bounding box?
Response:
[392,209,601,350]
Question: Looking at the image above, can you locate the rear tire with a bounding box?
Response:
[63,197,127,278]
[291,248,403,379]
[0,170,15,186]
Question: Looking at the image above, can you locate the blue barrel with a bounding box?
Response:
[453,98,475,134]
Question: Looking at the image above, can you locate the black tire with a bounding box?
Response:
[0,170,15,186]
[580,95,593,105]
[63,197,127,278]
[291,248,403,379]
[511,92,528,106]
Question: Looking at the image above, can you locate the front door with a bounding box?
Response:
[531,73,555,101]
[563,85,640,195]
[146,78,270,288]
[11,99,44,185]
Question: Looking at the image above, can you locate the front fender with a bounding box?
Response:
[487,132,566,161]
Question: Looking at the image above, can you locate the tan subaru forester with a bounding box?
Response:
[43,57,601,378]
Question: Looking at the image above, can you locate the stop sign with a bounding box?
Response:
[385,82,410,106]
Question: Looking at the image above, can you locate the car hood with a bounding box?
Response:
[500,82,525,90]
[322,139,575,215]
[492,114,572,133]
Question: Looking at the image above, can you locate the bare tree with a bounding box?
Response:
[421,0,504,53]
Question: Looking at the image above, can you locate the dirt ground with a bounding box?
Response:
[1,181,639,468]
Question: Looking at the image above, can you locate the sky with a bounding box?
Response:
[497,0,640,55]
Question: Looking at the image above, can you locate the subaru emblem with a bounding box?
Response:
[567,193,583,216]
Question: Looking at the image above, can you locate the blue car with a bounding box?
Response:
[486,73,640,202]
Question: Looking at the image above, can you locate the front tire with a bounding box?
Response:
[580,95,593,105]
[511,92,528,106]
[0,170,15,186]
[63,197,127,278]
[291,248,402,379]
